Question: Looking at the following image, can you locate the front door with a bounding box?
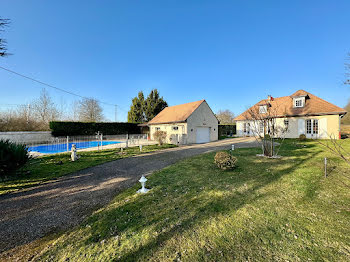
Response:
[306,119,319,138]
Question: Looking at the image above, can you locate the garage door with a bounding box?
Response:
[196,127,210,143]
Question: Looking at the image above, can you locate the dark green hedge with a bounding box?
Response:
[50,121,141,136]
[218,124,236,136]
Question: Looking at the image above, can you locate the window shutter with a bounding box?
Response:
[298,119,305,135]
[319,118,328,138]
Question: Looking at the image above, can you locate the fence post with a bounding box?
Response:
[324,157,327,178]
[66,136,69,152]
[101,133,103,150]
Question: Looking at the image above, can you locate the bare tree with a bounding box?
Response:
[0,104,43,131]
[216,109,235,124]
[0,18,10,57]
[317,135,350,188]
[32,89,60,129]
[245,99,289,157]
[77,98,104,122]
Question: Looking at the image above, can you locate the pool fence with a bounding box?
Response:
[8,133,149,154]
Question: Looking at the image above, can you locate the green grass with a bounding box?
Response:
[7,139,350,261]
[0,144,176,195]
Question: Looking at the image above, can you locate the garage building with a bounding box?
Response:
[148,100,218,145]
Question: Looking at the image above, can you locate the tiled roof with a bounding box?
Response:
[234,90,347,121]
[147,100,205,125]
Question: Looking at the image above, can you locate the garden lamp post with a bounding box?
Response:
[137,175,149,193]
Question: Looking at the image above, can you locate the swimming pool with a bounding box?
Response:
[28,140,121,154]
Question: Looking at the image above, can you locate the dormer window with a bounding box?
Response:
[259,105,267,114]
[294,97,305,108]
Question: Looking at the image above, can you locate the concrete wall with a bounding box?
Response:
[0,131,53,143]
[236,114,342,139]
[149,123,188,145]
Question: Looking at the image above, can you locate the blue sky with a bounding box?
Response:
[1,0,350,121]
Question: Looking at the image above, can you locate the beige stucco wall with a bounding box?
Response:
[186,101,218,143]
[149,123,188,145]
[149,101,218,144]
[236,114,341,139]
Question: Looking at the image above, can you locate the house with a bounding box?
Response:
[234,90,347,139]
[147,100,218,144]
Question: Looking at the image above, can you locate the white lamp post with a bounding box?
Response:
[137,175,149,193]
[231,144,235,151]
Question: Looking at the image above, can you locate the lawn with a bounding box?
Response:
[7,139,350,261]
[0,144,176,195]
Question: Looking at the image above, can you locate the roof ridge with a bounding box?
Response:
[147,99,206,125]
[166,99,205,108]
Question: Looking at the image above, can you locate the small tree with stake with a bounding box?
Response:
[317,134,350,188]
[245,98,289,157]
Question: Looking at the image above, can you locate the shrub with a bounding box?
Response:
[153,131,167,145]
[218,124,236,137]
[299,134,306,141]
[0,139,30,177]
[214,151,237,170]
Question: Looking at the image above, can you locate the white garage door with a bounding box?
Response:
[196,127,210,143]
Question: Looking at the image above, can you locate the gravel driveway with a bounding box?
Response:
[0,137,257,255]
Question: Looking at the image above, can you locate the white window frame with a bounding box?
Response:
[284,119,289,127]
[294,98,304,108]
[259,105,267,114]
[172,126,179,131]
[155,127,160,131]
[306,119,318,135]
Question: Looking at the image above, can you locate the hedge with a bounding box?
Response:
[49,121,141,136]
[218,124,236,137]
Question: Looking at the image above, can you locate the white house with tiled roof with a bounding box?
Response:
[148,100,218,144]
[234,90,347,139]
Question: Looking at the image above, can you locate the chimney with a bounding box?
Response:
[267,95,272,101]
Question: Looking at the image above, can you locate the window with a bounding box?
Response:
[172,126,179,130]
[294,98,304,107]
[155,127,160,131]
[259,122,264,133]
[284,119,289,127]
[313,119,318,134]
[247,123,250,134]
[306,119,318,135]
[243,123,247,133]
[306,119,312,134]
[259,105,267,114]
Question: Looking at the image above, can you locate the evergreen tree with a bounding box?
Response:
[144,89,168,122]
[341,99,350,125]
[127,91,145,123]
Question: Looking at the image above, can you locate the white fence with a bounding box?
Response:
[14,134,148,155]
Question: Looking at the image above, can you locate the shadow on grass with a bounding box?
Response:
[40,143,323,261]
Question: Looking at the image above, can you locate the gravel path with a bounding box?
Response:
[0,137,257,254]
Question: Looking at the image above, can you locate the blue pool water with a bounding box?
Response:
[28,141,121,154]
